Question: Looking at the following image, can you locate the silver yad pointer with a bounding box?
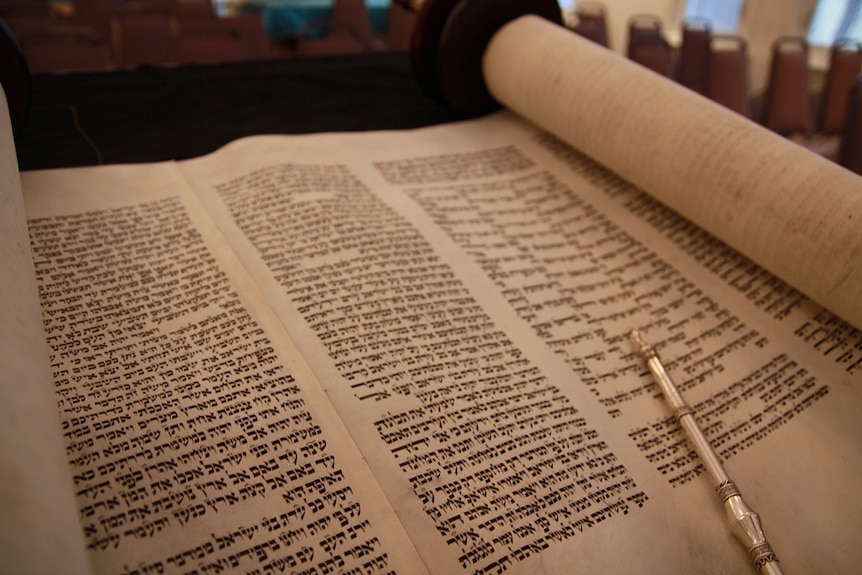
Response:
[630,330,784,575]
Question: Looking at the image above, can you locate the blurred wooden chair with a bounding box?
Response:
[175,18,243,63]
[2,15,61,40]
[570,2,608,48]
[175,13,270,63]
[762,36,813,135]
[839,75,862,175]
[111,1,176,67]
[0,0,60,23]
[296,0,384,55]
[677,19,710,94]
[626,14,662,54]
[627,15,674,78]
[0,16,31,135]
[819,39,862,134]
[1,0,71,49]
[16,22,112,72]
[172,0,216,24]
[705,35,750,118]
[71,0,117,52]
[385,0,416,51]
[229,13,271,59]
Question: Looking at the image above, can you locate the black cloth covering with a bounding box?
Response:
[15,52,471,171]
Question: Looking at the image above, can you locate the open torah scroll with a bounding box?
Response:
[2,15,861,575]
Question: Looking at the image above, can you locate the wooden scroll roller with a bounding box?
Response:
[409,0,862,332]
[0,18,31,137]
[410,0,563,115]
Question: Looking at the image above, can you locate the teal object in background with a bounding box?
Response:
[251,0,390,39]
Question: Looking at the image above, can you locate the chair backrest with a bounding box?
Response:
[296,0,382,55]
[819,39,862,134]
[762,36,813,135]
[17,22,112,72]
[175,19,242,63]
[173,0,216,24]
[385,0,416,51]
[0,0,57,22]
[627,15,674,77]
[175,14,270,63]
[706,35,750,118]
[839,75,862,175]
[71,0,118,51]
[571,2,608,48]
[111,1,176,67]
[329,0,374,45]
[229,13,270,59]
[677,19,710,94]
[626,14,662,56]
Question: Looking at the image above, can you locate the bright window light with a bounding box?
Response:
[808,0,862,46]
[684,0,744,32]
[809,0,850,45]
